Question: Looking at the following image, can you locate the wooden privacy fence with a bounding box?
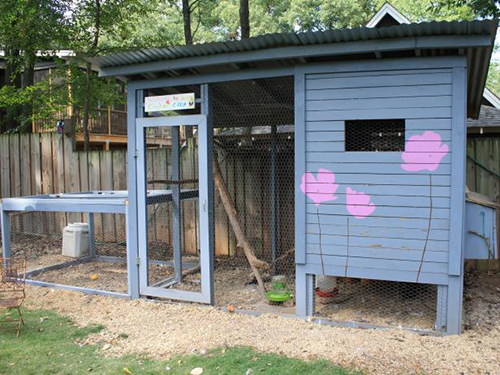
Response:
[0,132,291,258]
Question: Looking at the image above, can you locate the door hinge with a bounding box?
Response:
[136,257,141,266]
[134,149,139,158]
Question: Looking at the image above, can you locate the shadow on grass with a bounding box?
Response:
[0,309,358,375]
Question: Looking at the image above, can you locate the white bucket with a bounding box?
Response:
[62,222,89,258]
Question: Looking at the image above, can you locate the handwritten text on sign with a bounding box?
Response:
[144,93,195,112]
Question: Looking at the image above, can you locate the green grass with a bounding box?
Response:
[0,309,356,375]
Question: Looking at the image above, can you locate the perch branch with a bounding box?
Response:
[212,150,269,299]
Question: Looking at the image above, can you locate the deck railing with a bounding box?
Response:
[33,107,128,136]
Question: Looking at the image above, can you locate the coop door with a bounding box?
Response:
[135,115,213,304]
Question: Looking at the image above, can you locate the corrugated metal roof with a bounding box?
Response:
[93,19,498,118]
[94,20,497,69]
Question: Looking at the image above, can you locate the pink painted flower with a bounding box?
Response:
[346,188,376,219]
[300,169,339,206]
[401,131,449,172]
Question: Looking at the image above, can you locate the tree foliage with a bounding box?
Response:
[0,0,498,133]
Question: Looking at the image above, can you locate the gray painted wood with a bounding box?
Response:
[295,72,307,264]
[0,206,11,258]
[298,58,465,293]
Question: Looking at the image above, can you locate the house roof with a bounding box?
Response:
[482,87,500,108]
[468,105,500,128]
[366,2,411,28]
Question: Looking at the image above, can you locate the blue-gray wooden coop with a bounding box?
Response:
[1,19,498,334]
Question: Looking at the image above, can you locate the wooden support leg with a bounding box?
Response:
[1,208,11,258]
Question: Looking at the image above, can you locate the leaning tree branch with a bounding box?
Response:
[212,150,269,299]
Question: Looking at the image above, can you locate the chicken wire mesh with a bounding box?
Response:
[210,77,295,309]
[313,275,438,330]
[6,210,129,294]
[143,124,202,293]
[345,119,406,152]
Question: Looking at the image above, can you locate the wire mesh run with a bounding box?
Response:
[210,77,296,310]
[7,210,129,294]
[314,275,438,330]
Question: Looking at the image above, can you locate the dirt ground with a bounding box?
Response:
[24,271,500,375]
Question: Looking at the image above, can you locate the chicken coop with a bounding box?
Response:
[1,19,498,334]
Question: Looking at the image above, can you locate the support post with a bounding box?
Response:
[296,266,314,317]
[446,275,464,334]
[201,84,215,304]
[126,86,142,298]
[270,124,278,275]
[436,285,448,331]
[1,207,11,258]
[88,212,96,257]
[126,205,139,298]
[171,126,182,283]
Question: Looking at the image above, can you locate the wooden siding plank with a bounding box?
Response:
[30,133,42,195]
[63,135,81,224]
[304,183,451,198]
[306,68,450,80]
[306,244,449,262]
[9,134,21,198]
[305,151,451,164]
[307,205,449,219]
[52,134,67,232]
[306,128,452,141]
[305,158,451,175]
[19,134,32,197]
[307,96,452,111]
[306,223,449,240]
[305,119,453,132]
[306,254,448,274]
[100,151,115,242]
[305,107,452,121]
[306,213,450,230]
[305,195,450,209]
[0,136,10,198]
[305,84,452,101]
[305,72,452,90]
[301,172,451,186]
[306,233,449,251]
[112,149,127,243]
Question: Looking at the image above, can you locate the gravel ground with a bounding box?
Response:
[25,273,500,375]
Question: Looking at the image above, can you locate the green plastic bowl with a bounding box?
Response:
[266,290,293,302]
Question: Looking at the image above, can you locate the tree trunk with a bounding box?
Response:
[182,0,193,45]
[239,0,250,39]
[21,56,35,132]
[4,49,22,132]
[212,151,269,299]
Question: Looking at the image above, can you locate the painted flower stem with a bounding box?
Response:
[417,174,432,283]
[316,209,325,275]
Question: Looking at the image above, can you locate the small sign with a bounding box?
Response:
[145,93,195,112]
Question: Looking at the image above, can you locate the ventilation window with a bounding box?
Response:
[345,119,405,152]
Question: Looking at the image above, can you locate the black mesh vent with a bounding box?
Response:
[345,119,405,152]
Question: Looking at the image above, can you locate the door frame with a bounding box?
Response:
[135,114,213,304]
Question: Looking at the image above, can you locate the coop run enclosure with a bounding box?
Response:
[2,19,498,334]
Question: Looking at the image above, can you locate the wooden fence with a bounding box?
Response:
[0,132,293,259]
